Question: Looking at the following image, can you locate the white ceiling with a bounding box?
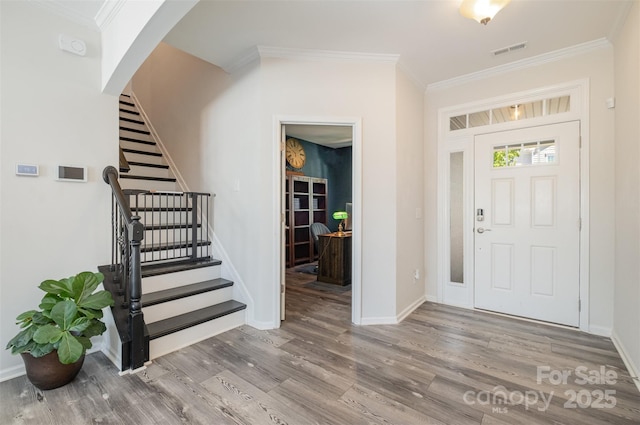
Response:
[285,124,353,149]
[41,0,633,146]
[163,0,631,87]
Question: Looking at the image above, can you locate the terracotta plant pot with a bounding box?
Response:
[20,351,85,390]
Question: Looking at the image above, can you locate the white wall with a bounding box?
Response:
[132,45,416,324]
[395,69,426,316]
[261,56,399,321]
[425,46,616,332]
[613,0,640,380]
[0,2,118,380]
[132,42,262,323]
[101,0,197,94]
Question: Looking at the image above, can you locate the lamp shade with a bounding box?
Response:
[332,211,348,220]
[459,0,511,25]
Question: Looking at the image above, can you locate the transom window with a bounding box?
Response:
[450,95,570,131]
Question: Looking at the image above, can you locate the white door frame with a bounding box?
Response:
[273,115,363,325]
[436,79,590,332]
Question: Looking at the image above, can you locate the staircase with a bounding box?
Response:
[118,94,177,191]
[101,94,246,373]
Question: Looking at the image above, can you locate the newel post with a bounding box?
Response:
[128,216,145,370]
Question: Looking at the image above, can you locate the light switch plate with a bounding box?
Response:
[16,163,39,176]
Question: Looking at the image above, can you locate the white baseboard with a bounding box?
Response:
[425,294,438,303]
[396,296,426,323]
[0,363,25,383]
[588,324,612,337]
[360,316,398,325]
[247,319,278,330]
[611,330,640,392]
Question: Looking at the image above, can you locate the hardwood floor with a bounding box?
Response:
[1,267,639,424]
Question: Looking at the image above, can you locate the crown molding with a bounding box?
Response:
[95,0,127,31]
[30,0,100,30]
[427,38,612,91]
[223,45,401,75]
[221,46,261,74]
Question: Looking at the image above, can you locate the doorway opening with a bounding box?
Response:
[274,117,362,325]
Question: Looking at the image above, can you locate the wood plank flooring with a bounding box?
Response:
[1,266,639,424]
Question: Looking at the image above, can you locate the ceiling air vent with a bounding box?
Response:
[492,41,527,56]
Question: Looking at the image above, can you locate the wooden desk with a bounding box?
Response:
[317,232,352,286]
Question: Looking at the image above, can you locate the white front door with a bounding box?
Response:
[474,121,580,326]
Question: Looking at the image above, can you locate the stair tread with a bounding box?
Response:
[120,126,150,135]
[128,161,169,169]
[119,100,135,107]
[121,175,176,182]
[147,300,246,340]
[142,258,222,277]
[120,136,156,146]
[142,278,233,307]
[120,116,145,125]
[120,108,140,115]
[141,240,211,253]
[122,148,163,157]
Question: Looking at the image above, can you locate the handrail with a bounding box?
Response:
[103,166,135,225]
[102,166,145,371]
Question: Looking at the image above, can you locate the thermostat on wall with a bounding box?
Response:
[16,163,39,176]
[57,165,87,182]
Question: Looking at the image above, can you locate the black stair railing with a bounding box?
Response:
[103,166,146,370]
[126,190,211,263]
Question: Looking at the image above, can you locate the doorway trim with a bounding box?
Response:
[436,79,590,332]
[273,115,363,325]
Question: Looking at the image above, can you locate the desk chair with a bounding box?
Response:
[310,222,331,271]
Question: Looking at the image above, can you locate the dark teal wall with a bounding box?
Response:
[287,138,352,232]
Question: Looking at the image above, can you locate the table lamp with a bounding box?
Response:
[332,211,349,236]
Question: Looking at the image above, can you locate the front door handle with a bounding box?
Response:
[477,227,492,234]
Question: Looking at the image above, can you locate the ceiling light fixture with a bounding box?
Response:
[459,0,511,25]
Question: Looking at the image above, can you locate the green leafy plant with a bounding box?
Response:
[6,271,114,364]
[493,148,521,167]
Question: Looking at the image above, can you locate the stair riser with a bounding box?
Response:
[120,130,153,142]
[127,164,171,179]
[142,266,221,292]
[119,120,148,132]
[119,108,139,117]
[149,309,246,360]
[140,246,210,263]
[120,178,177,192]
[121,151,166,166]
[119,139,157,152]
[143,286,233,323]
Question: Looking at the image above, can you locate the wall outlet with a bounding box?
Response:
[413,269,420,280]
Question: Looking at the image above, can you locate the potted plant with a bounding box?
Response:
[5,271,114,390]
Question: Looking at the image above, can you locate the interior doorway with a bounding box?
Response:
[275,117,362,325]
